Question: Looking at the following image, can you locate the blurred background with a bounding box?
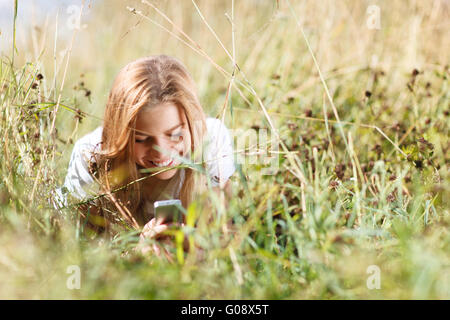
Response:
[0,0,448,299]
[3,0,448,135]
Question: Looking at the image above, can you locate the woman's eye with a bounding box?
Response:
[170,132,183,140]
[135,137,148,143]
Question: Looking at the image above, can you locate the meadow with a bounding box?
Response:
[0,0,448,299]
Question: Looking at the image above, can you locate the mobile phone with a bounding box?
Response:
[154,199,183,224]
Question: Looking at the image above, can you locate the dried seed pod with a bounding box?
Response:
[329,180,339,189]
[287,122,298,130]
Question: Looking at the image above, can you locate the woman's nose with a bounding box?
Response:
[148,138,170,158]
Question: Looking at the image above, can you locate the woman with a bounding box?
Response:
[56,55,235,257]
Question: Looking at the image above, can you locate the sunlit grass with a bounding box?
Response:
[0,0,448,299]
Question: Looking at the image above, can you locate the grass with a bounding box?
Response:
[0,0,448,299]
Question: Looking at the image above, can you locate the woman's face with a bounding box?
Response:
[134,102,191,180]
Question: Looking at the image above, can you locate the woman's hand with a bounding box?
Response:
[141,217,168,240]
[138,217,174,261]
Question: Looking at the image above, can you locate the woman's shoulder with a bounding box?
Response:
[203,117,235,186]
[72,126,103,154]
[204,116,233,146]
[205,116,229,128]
[68,125,103,177]
[57,126,103,204]
[205,117,232,141]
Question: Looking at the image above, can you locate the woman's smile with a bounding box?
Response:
[147,158,175,168]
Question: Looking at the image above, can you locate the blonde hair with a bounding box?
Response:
[94,55,207,229]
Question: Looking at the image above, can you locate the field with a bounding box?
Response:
[0,0,448,299]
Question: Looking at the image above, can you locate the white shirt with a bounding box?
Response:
[54,117,235,208]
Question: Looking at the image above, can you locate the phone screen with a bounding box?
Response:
[154,199,183,224]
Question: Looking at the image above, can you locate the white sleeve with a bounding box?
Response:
[204,118,236,187]
[62,127,103,201]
